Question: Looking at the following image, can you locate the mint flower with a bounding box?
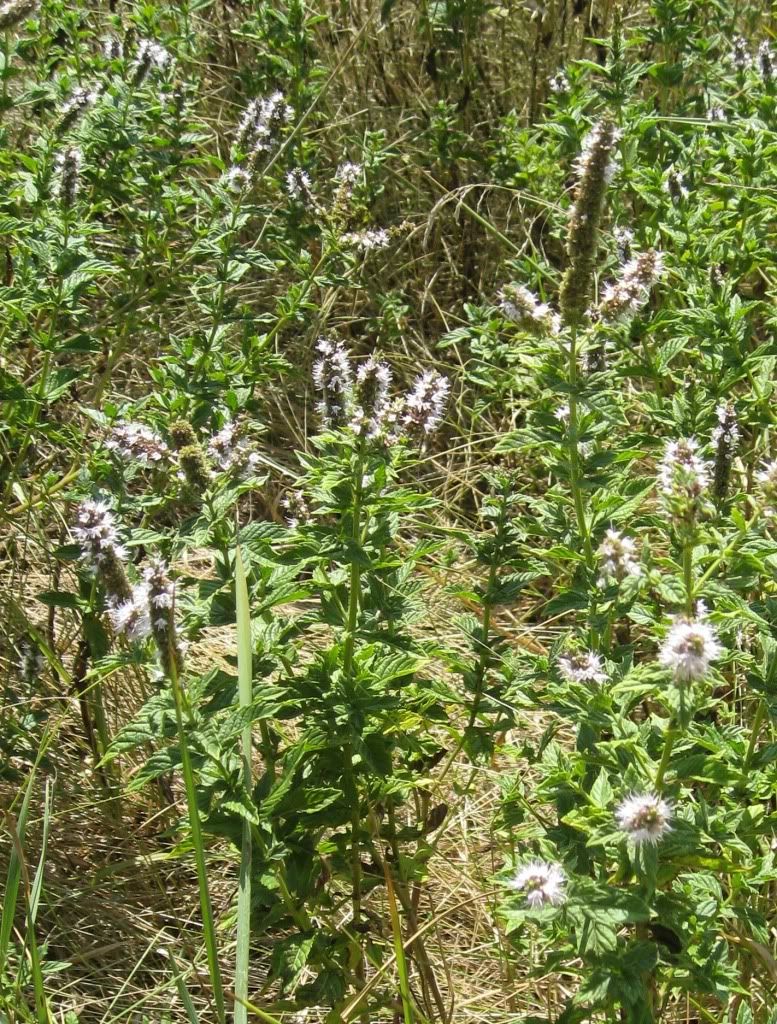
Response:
[616,793,672,845]
[510,860,566,908]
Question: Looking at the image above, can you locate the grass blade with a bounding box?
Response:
[0,764,36,974]
[384,864,414,1024]
[234,541,253,1024]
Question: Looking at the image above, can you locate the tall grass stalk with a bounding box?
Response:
[234,542,253,1024]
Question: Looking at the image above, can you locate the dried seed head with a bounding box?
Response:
[559,119,621,326]
[179,444,211,492]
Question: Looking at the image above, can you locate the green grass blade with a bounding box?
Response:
[0,764,36,975]
[384,865,414,1024]
[234,542,253,1024]
[168,657,226,1024]
[28,778,53,926]
[167,947,202,1024]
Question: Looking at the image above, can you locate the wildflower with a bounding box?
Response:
[707,105,726,122]
[236,91,294,154]
[350,356,392,437]
[558,651,607,685]
[207,421,261,478]
[103,36,124,60]
[597,530,641,586]
[614,226,634,262]
[54,147,82,209]
[616,793,672,844]
[548,70,569,94]
[0,0,38,30]
[131,39,171,87]
[659,617,723,683]
[712,403,739,500]
[222,165,252,193]
[18,640,46,684]
[554,403,570,423]
[57,86,99,134]
[559,119,621,326]
[285,167,313,204]
[281,489,310,528]
[510,860,566,908]
[757,459,777,504]
[498,283,561,336]
[730,37,750,73]
[105,421,169,467]
[397,369,450,441]
[758,41,774,85]
[335,161,363,185]
[108,584,152,642]
[313,337,353,428]
[340,228,391,251]
[597,249,664,323]
[72,499,132,603]
[664,167,689,205]
[144,560,184,677]
[658,438,710,527]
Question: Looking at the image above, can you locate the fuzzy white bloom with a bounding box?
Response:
[207,421,261,478]
[554,403,570,423]
[548,70,569,94]
[613,226,634,262]
[616,793,672,844]
[658,438,710,500]
[575,121,622,184]
[132,38,171,83]
[758,41,774,84]
[597,530,641,586]
[18,642,46,683]
[350,355,392,437]
[558,651,607,685]
[105,421,169,467]
[72,499,127,566]
[757,459,777,502]
[285,167,312,202]
[313,337,353,427]
[54,147,82,206]
[707,105,726,122]
[731,37,750,73]
[222,165,252,193]
[597,250,664,323]
[659,617,723,682]
[281,489,310,528]
[108,584,152,641]
[397,369,450,439]
[335,161,363,184]
[498,283,561,336]
[712,402,739,449]
[60,86,99,124]
[664,167,689,204]
[103,36,123,60]
[510,860,566,908]
[340,228,391,251]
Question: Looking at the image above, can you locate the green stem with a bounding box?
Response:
[654,725,677,791]
[168,661,226,1024]
[741,698,767,782]
[692,509,759,600]
[683,540,695,617]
